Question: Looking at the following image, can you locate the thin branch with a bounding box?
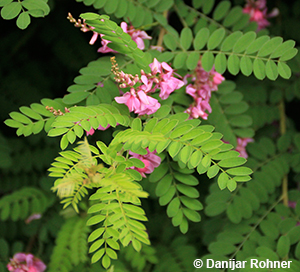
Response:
[279,99,288,207]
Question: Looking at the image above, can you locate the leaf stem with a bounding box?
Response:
[225,195,283,267]
[173,3,188,28]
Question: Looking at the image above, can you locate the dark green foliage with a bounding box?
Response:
[1,0,300,271]
[48,217,90,272]
[0,187,51,221]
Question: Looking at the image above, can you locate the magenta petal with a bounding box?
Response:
[120,22,128,33]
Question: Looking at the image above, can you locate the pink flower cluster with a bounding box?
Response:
[114,58,184,115]
[243,0,279,30]
[129,148,161,178]
[7,253,46,272]
[185,60,225,120]
[68,14,151,52]
[89,22,151,53]
[235,137,254,158]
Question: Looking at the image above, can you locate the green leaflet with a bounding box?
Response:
[207,28,225,50]
[180,27,193,50]
[212,1,231,21]
[194,28,210,50]
[1,0,50,29]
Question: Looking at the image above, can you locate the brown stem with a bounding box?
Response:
[156,11,168,47]
[279,99,288,206]
[25,234,37,253]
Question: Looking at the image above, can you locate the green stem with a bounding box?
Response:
[173,3,188,28]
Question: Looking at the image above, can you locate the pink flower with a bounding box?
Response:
[89,31,99,45]
[185,59,225,120]
[115,89,160,116]
[243,0,279,30]
[288,201,297,209]
[86,124,113,136]
[185,98,212,120]
[159,76,185,100]
[97,22,152,53]
[115,89,141,112]
[149,58,185,100]
[113,58,183,115]
[135,90,161,115]
[97,34,118,53]
[7,253,46,272]
[25,214,41,224]
[149,58,162,74]
[211,72,225,90]
[235,137,254,158]
[129,148,161,177]
[121,22,152,50]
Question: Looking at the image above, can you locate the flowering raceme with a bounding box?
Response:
[67,14,151,53]
[185,60,225,120]
[243,0,279,30]
[129,148,161,177]
[7,253,46,272]
[114,58,184,116]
